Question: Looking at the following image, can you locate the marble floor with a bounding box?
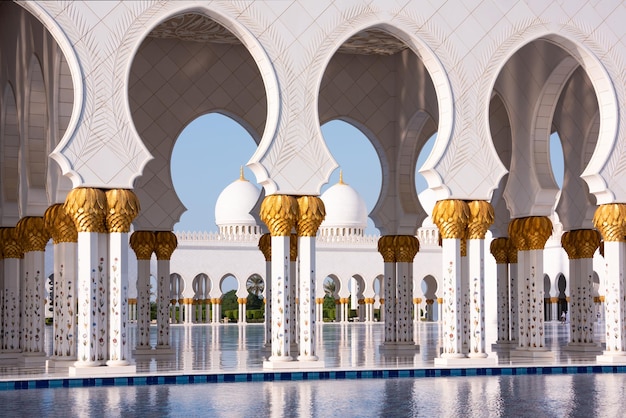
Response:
[0,320,616,382]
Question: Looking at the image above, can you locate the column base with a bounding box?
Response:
[597,351,626,363]
[22,352,46,365]
[46,358,78,369]
[491,341,517,352]
[133,347,155,356]
[0,351,21,364]
[510,348,554,358]
[379,342,419,354]
[263,355,294,369]
[435,356,497,366]
[565,342,601,352]
[263,358,325,369]
[69,363,137,376]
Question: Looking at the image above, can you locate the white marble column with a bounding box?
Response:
[593,204,626,363]
[44,204,78,366]
[238,298,246,323]
[460,244,469,353]
[130,231,155,351]
[508,247,518,346]
[105,189,140,368]
[295,195,325,363]
[378,236,396,347]
[509,216,552,357]
[562,229,601,351]
[260,195,298,367]
[1,228,22,353]
[258,234,272,348]
[394,235,419,348]
[64,188,109,369]
[155,231,177,351]
[490,238,510,345]
[289,234,298,352]
[466,200,494,359]
[17,216,49,359]
[433,200,468,364]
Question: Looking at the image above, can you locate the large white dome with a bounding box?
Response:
[215,171,261,227]
[320,174,368,229]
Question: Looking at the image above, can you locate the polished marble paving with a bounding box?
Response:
[0,319,616,383]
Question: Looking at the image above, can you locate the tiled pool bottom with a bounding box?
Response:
[3,364,626,391]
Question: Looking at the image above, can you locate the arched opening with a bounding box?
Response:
[1,85,19,226]
[323,275,340,322]
[544,274,552,322]
[129,12,267,232]
[245,273,264,322]
[320,120,381,235]
[169,273,184,323]
[490,38,601,220]
[348,275,366,321]
[420,275,439,322]
[557,273,568,319]
[319,25,439,236]
[171,113,259,232]
[220,274,239,322]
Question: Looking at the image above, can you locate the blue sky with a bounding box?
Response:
[171,114,563,234]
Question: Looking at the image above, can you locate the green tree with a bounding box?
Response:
[221,289,238,312]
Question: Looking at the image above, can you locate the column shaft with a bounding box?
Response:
[269,235,292,361]
[440,238,464,357]
[107,232,130,365]
[468,239,487,357]
[298,236,317,360]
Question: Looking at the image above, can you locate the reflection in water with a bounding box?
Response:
[3,374,624,417]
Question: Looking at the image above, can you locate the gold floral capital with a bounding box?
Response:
[467,200,494,239]
[377,235,395,263]
[394,235,419,263]
[258,233,271,261]
[593,204,626,242]
[64,188,107,233]
[44,204,78,244]
[0,227,22,259]
[155,231,178,260]
[296,195,325,237]
[506,239,518,263]
[16,217,49,252]
[509,216,552,251]
[561,229,600,259]
[259,194,298,237]
[105,189,140,233]
[432,199,469,239]
[489,237,509,264]
[130,231,156,260]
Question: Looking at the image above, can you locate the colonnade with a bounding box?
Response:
[377,235,420,352]
[432,200,494,365]
[129,230,177,355]
[0,188,142,372]
[259,194,325,368]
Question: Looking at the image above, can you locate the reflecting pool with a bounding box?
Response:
[2,373,625,417]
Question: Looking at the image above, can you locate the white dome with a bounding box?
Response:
[320,175,368,229]
[215,172,261,227]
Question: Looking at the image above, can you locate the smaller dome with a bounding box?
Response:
[215,169,261,227]
[320,172,368,229]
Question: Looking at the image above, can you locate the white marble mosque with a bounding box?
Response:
[1,0,626,375]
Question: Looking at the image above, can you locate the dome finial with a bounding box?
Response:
[239,166,247,181]
[339,170,345,185]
